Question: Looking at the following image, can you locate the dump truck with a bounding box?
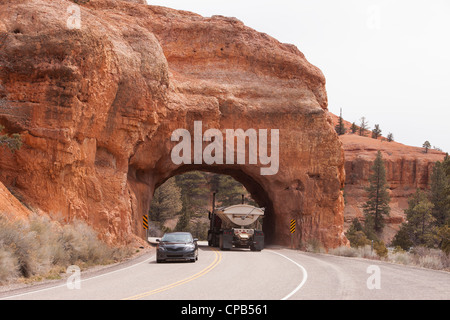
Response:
[208,193,265,251]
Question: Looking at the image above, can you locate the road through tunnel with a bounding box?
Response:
[133,165,277,247]
[127,110,348,250]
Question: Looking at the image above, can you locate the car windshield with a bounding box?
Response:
[161,234,193,243]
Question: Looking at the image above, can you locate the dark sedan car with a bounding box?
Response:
[156,232,199,263]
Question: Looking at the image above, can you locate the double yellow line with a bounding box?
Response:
[123,248,222,300]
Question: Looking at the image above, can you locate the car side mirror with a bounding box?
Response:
[193,238,198,242]
[156,238,160,242]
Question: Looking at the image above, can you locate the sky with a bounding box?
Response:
[147,0,450,153]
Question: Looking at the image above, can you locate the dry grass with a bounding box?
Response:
[0,214,132,284]
[329,244,450,271]
[329,245,378,259]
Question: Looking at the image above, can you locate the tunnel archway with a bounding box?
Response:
[126,108,349,250]
[134,164,277,246]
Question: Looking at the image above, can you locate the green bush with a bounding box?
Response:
[373,241,388,258]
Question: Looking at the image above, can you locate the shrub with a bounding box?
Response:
[418,255,443,270]
[305,239,326,253]
[348,231,371,248]
[411,246,449,271]
[329,246,358,257]
[357,245,378,259]
[0,217,37,278]
[0,246,19,283]
[59,220,118,266]
[0,213,132,284]
[373,241,388,258]
[388,251,412,265]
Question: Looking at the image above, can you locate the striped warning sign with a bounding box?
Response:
[143,215,149,230]
[290,219,296,234]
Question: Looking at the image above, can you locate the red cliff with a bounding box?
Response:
[0,0,346,248]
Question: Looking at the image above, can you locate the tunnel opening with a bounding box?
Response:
[146,166,276,247]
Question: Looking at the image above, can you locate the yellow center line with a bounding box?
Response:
[122,247,222,300]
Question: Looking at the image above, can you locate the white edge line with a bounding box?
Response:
[0,254,155,300]
[267,250,308,300]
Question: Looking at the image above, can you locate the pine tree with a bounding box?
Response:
[442,154,450,222]
[208,173,255,207]
[422,141,431,153]
[216,175,245,207]
[391,223,413,250]
[345,218,370,248]
[175,195,192,232]
[363,151,391,234]
[387,133,394,142]
[350,122,358,134]
[438,225,450,254]
[175,171,209,213]
[335,108,347,136]
[371,124,382,139]
[359,117,369,137]
[429,161,449,226]
[149,178,182,224]
[404,189,436,247]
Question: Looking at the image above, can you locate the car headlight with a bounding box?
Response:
[184,244,195,251]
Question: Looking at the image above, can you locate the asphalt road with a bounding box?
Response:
[1,245,449,300]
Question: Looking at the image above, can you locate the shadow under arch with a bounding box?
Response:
[146,164,277,246]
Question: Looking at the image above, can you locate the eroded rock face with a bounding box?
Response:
[340,134,446,242]
[0,0,346,248]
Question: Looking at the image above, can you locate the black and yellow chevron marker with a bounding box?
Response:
[290,219,296,234]
[143,215,149,230]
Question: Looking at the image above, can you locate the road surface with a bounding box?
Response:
[1,245,449,300]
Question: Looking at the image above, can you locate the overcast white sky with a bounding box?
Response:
[147,0,450,153]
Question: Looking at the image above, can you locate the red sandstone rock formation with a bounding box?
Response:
[341,134,446,242]
[0,180,32,220]
[0,0,346,248]
[330,113,447,242]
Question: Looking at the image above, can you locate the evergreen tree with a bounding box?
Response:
[350,122,358,134]
[215,175,246,207]
[438,225,450,254]
[208,173,255,207]
[429,161,450,226]
[345,218,370,248]
[175,195,192,232]
[335,108,347,136]
[359,117,369,137]
[422,141,431,153]
[149,178,182,224]
[371,124,382,139]
[404,189,436,247]
[391,223,413,250]
[175,171,209,213]
[363,151,390,234]
[442,154,450,222]
[387,133,394,142]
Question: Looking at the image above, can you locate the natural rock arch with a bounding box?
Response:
[0,0,347,248]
